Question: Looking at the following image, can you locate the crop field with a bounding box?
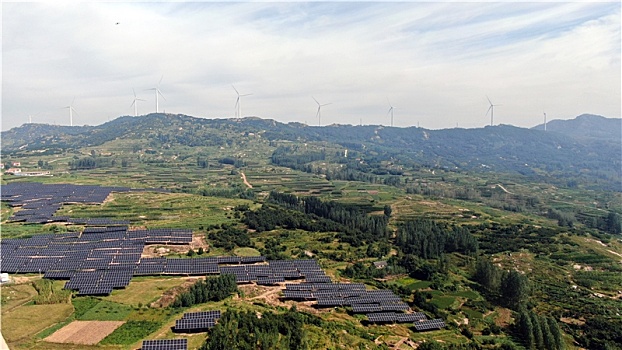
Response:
[44,321,124,345]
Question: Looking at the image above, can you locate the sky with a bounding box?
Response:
[2,1,620,131]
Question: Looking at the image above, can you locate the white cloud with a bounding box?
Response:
[2,2,620,130]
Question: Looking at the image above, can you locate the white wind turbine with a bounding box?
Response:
[64,98,77,126]
[387,98,395,127]
[543,112,547,131]
[232,85,252,118]
[146,76,166,113]
[486,96,501,126]
[131,89,146,116]
[313,97,332,126]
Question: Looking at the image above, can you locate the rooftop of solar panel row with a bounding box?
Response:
[182,310,221,319]
[141,338,188,350]
[413,319,446,331]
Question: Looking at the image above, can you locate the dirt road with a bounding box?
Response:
[240,172,253,188]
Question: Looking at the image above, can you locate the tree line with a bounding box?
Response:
[200,306,321,350]
[395,219,479,259]
[241,191,389,246]
[172,274,238,308]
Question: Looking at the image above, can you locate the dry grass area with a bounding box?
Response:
[2,304,73,343]
[44,320,125,345]
[106,277,188,306]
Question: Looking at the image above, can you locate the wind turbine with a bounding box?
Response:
[131,89,146,116]
[543,112,547,131]
[64,98,77,126]
[313,97,331,126]
[232,85,252,118]
[146,75,165,113]
[486,96,500,126]
[387,98,395,127]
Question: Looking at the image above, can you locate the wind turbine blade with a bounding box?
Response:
[71,97,76,106]
[322,103,332,107]
[232,85,239,95]
[133,88,137,98]
[486,96,492,105]
[241,93,252,97]
[312,96,319,105]
[486,105,493,116]
[158,75,164,86]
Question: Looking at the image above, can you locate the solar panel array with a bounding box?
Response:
[1,227,267,294]
[216,259,327,284]
[2,183,134,224]
[414,319,446,331]
[174,310,221,332]
[141,338,188,350]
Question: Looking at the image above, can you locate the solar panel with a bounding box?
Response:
[257,277,285,285]
[141,338,188,350]
[174,318,216,332]
[396,313,427,322]
[366,312,397,323]
[182,310,221,319]
[282,290,313,299]
[351,304,382,313]
[414,319,446,331]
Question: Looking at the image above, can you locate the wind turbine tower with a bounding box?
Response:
[131,89,146,116]
[313,97,331,126]
[232,85,252,118]
[147,76,165,113]
[486,96,500,126]
[64,98,76,126]
[543,112,547,131]
[387,98,395,127]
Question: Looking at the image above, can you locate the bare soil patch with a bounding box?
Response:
[239,283,321,315]
[45,320,124,345]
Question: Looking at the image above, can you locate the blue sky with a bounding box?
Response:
[2,1,620,130]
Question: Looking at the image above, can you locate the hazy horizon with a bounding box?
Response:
[3,2,620,131]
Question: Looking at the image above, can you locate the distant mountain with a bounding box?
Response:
[532,114,621,142]
[2,113,620,190]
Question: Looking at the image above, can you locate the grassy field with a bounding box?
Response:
[2,304,74,344]
[104,277,189,306]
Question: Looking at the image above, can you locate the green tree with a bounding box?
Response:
[500,270,529,309]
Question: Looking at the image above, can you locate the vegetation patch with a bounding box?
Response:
[32,279,72,305]
[75,298,133,321]
[99,320,161,345]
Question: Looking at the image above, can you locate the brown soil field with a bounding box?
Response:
[44,320,124,345]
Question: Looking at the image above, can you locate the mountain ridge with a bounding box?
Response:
[2,113,620,191]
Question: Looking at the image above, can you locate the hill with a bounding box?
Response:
[2,113,620,191]
[532,114,621,142]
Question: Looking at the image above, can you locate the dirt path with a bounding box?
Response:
[494,184,513,194]
[240,172,252,188]
[393,337,408,349]
[249,285,283,301]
